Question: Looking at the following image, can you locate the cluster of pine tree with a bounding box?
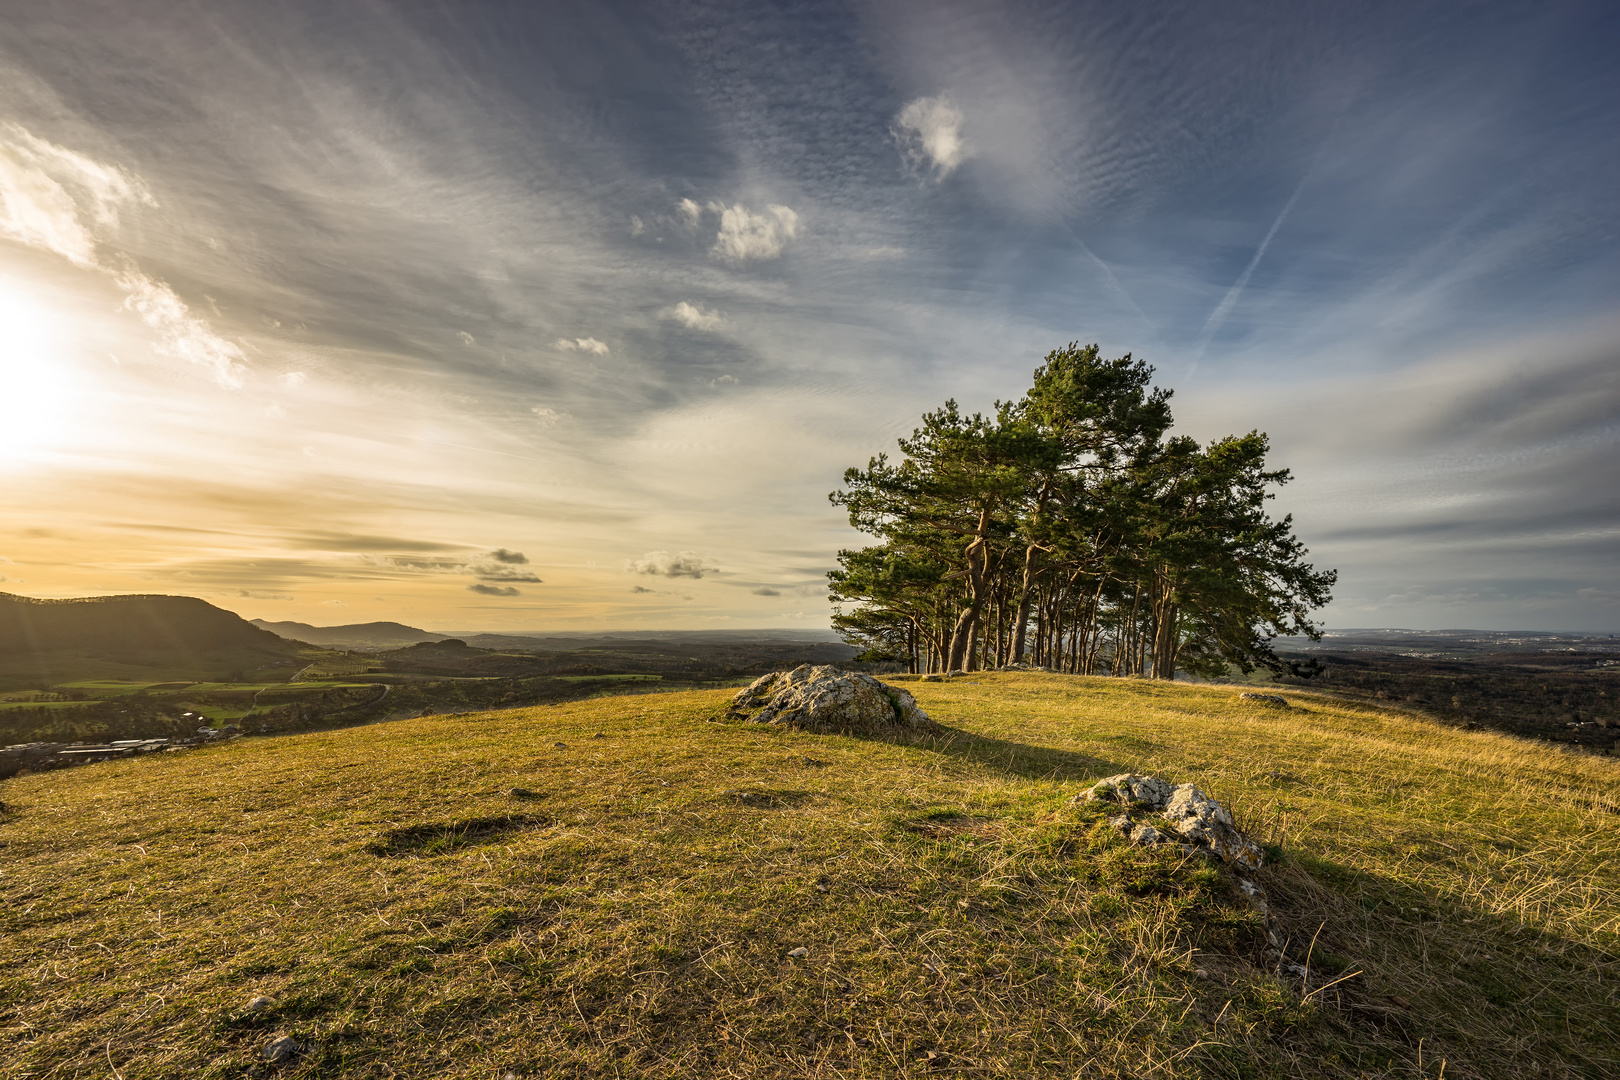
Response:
[828,343,1337,679]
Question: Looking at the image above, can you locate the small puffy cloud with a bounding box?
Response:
[468,583,521,596]
[458,331,476,346]
[280,371,307,387]
[893,95,970,180]
[662,301,726,332]
[554,337,610,355]
[232,589,295,601]
[630,585,656,594]
[471,549,542,583]
[708,374,739,388]
[322,599,347,606]
[630,214,646,236]
[361,548,541,583]
[531,406,560,426]
[626,550,713,579]
[711,203,799,263]
[677,197,703,226]
[752,587,781,596]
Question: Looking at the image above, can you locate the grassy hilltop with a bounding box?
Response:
[1,674,1616,1079]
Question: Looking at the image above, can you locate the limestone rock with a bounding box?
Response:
[1240,692,1289,707]
[1083,773,1262,871]
[727,665,932,736]
[1109,813,1169,845]
[1084,773,1175,810]
[1162,784,1264,871]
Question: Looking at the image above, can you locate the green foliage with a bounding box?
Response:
[830,342,1335,677]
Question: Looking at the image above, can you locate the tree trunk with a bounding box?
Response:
[1009,542,1040,664]
[945,509,994,671]
[1148,569,1179,679]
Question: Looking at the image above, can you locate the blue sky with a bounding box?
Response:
[0,0,1615,631]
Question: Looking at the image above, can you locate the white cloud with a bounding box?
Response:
[281,371,308,387]
[0,123,247,387]
[711,203,799,263]
[0,122,153,266]
[630,214,645,236]
[553,336,610,355]
[662,301,726,331]
[626,550,713,578]
[458,330,476,346]
[708,374,739,388]
[677,197,703,226]
[531,405,560,425]
[115,269,248,387]
[893,95,971,180]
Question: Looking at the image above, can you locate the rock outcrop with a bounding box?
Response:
[1239,692,1290,707]
[726,665,933,736]
[1084,772,1264,871]
[1083,772,1311,978]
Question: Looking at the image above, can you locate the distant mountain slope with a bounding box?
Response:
[0,592,302,687]
[250,620,447,648]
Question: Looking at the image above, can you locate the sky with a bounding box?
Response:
[0,0,1616,634]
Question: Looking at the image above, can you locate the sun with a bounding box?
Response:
[0,281,83,462]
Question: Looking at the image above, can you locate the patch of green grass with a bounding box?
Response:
[0,699,108,712]
[1,675,1615,1078]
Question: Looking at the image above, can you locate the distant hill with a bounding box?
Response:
[250,620,448,649]
[0,592,303,688]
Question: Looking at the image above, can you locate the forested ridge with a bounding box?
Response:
[828,344,1337,677]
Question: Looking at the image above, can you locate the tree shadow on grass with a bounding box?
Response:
[870,723,1132,784]
[1253,847,1618,1078]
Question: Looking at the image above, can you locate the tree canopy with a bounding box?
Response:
[828,343,1336,679]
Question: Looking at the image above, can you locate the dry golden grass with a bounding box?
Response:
[1,674,1615,1079]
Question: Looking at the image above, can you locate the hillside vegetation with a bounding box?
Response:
[0,593,304,689]
[1,674,1616,1079]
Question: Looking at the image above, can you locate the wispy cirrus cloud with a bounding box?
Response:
[0,122,246,386]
